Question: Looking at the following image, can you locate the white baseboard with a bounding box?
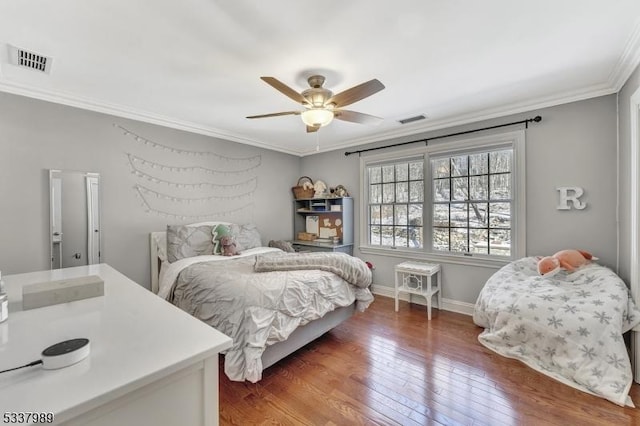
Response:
[371,284,475,316]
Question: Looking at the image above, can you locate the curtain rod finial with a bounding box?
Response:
[533,116,542,122]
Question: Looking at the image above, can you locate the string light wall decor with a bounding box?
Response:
[115,124,262,222]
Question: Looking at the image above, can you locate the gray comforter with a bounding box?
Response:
[254,251,372,288]
[168,252,374,382]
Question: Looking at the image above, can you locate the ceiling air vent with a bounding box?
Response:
[7,45,52,74]
[398,114,427,125]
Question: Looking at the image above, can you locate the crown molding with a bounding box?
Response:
[0,79,303,156]
[3,20,639,160]
[0,75,619,159]
[301,82,616,156]
[608,18,640,92]
[303,20,640,157]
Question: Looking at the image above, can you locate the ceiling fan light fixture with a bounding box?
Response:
[251,75,385,132]
[301,108,334,127]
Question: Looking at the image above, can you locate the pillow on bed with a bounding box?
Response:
[268,240,295,252]
[166,224,214,263]
[212,223,233,255]
[230,223,262,251]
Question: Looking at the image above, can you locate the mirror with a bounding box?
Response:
[49,170,101,269]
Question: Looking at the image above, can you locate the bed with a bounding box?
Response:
[473,256,640,406]
[149,224,374,383]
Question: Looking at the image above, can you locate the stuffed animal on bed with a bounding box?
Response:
[537,249,597,276]
[220,235,239,256]
[268,240,296,253]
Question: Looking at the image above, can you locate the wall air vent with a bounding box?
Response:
[7,45,52,74]
[398,114,427,125]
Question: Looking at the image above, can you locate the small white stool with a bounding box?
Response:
[394,261,442,320]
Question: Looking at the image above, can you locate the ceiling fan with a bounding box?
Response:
[246,75,385,133]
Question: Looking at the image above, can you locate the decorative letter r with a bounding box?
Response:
[557,187,587,210]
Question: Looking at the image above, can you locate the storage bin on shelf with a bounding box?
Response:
[292,176,315,199]
[297,232,317,241]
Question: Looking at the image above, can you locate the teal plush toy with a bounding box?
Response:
[212,224,232,254]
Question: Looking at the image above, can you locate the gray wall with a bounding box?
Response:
[0,91,301,288]
[301,95,618,304]
[618,63,640,285]
[0,89,622,305]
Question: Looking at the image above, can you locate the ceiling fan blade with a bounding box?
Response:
[306,125,320,133]
[246,111,301,119]
[260,77,308,105]
[334,110,383,125]
[325,79,385,108]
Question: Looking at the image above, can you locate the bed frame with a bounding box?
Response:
[149,231,356,370]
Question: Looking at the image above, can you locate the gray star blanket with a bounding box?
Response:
[473,256,640,406]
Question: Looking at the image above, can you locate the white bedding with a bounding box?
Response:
[157,247,280,299]
[473,257,640,406]
[160,249,374,382]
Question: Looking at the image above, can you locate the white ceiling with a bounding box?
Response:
[1,1,640,156]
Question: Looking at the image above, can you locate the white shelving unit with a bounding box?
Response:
[292,197,353,254]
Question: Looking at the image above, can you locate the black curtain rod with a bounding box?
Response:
[344,115,542,156]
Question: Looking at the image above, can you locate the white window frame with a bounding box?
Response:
[359,130,526,268]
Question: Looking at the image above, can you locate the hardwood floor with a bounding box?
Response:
[219,296,640,425]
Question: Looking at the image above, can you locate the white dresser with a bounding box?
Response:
[0,264,232,426]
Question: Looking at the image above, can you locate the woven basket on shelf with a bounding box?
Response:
[297,232,317,241]
[292,176,314,199]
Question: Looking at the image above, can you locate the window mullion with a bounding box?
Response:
[487,153,492,256]
[448,157,452,252]
[466,154,470,253]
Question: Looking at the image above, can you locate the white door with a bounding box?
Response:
[51,177,62,242]
[631,89,640,383]
[86,176,100,264]
[50,176,63,268]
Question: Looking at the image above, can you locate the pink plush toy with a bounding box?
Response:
[537,249,597,276]
[220,235,239,256]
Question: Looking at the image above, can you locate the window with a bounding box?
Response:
[367,159,424,248]
[431,149,512,256]
[360,131,525,263]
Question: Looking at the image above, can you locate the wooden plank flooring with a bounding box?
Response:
[219,296,640,425]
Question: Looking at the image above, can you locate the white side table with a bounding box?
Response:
[394,261,442,320]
